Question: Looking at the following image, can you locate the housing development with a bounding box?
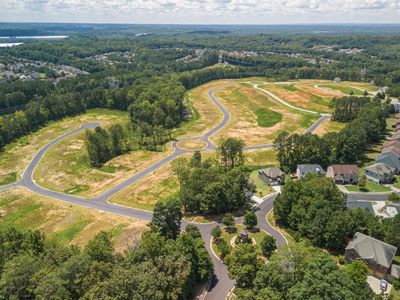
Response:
[0,22,400,300]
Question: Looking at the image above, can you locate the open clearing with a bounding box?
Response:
[0,187,147,252]
[209,83,319,145]
[109,160,180,211]
[177,139,208,150]
[33,128,173,197]
[0,108,127,186]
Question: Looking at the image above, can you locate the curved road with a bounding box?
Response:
[1,81,333,299]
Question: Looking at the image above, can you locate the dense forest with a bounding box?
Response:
[2,30,400,151]
[0,211,213,299]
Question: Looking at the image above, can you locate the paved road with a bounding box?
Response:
[0,81,334,299]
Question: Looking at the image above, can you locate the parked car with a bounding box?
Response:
[380,279,388,292]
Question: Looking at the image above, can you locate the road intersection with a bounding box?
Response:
[0,81,374,299]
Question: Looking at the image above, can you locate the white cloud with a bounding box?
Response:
[0,0,399,23]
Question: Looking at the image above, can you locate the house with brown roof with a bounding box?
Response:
[382,140,400,151]
[326,164,359,184]
[382,145,400,159]
[345,232,398,279]
[258,167,285,185]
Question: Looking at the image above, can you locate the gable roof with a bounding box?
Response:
[376,152,400,169]
[382,146,400,158]
[346,232,397,269]
[329,164,359,175]
[390,264,400,279]
[297,164,325,175]
[365,163,394,175]
[261,167,284,178]
[382,140,400,150]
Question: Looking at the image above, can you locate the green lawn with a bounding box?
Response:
[345,181,391,193]
[212,225,268,258]
[280,84,297,92]
[319,84,364,96]
[255,108,283,127]
[250,170,275,197]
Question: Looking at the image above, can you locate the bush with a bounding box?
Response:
[338,255,345,265]
[260,235,277,257]
[393,280,400,290]
[244,211,257,229]
[222,213,235,227]
[211,226,222,240]
[216,238,230,259]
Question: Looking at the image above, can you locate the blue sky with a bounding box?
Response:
[1,0,400,24]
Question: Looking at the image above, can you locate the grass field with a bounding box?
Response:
[33,128,173,197]
[109,160,180,211]
[209,83,319,146]
[176,140,208,150]
[244,148,277,167]
[0,108,128,186]
[313,118,346,136]
[317,83,365,96]
[172,80,230,138]
[0,187,147,252]
[212,225,268,258]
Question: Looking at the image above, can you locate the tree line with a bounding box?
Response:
[0,213,213,299]
[274,96,390,173]
[85,124,130,167]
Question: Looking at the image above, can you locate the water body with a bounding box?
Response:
[0,43,24,47]
[0,36,68,39]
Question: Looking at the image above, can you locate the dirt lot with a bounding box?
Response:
[0,187,148,252]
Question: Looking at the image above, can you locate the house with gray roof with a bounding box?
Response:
[390,264,400,280]
[258,167,285,185]
[376,152,400,174]
[345,232,398,279]
[364,163,395,184]
[296,164,325,179]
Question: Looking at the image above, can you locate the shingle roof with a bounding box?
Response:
[390,264,400,279]
[297,164,325,175]
[376,152,400,169]
[346,232,397,269]
[261,167,284,178]
[382,140,400,150]
[382,146,400,158]
[365,163,394,175]
[330,164,359,175]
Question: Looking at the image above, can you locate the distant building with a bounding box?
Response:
[376,152,400,174]
[258,167,285,185]
[345,232,397,279]
[296,164,325,178]
[326,164,359,184]
[364,163,395,184]
[333,77,341,83]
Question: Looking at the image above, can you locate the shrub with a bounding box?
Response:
[217,238,230,259]
[393,280,400,290]
[244,211,257,229]
[211,226,222,240]
[222,213,235,227]
[260,235,277,257]
[338,255,345,265]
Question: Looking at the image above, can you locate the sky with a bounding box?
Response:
[1,0,400,24]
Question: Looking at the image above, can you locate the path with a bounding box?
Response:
[0,80,332,299]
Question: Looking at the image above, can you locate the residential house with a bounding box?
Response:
[392,120,400,129]
[258,167,285,185]
[364,163,395,184]
[326,164,359,184]
[376,152,400,174]
[382,140,400,150]
[333,77,341,83]
[390,132,400,141]
[345,232,398,279]
[390,265,400,281]
[296,164,325,178]
[382,146,400,159]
